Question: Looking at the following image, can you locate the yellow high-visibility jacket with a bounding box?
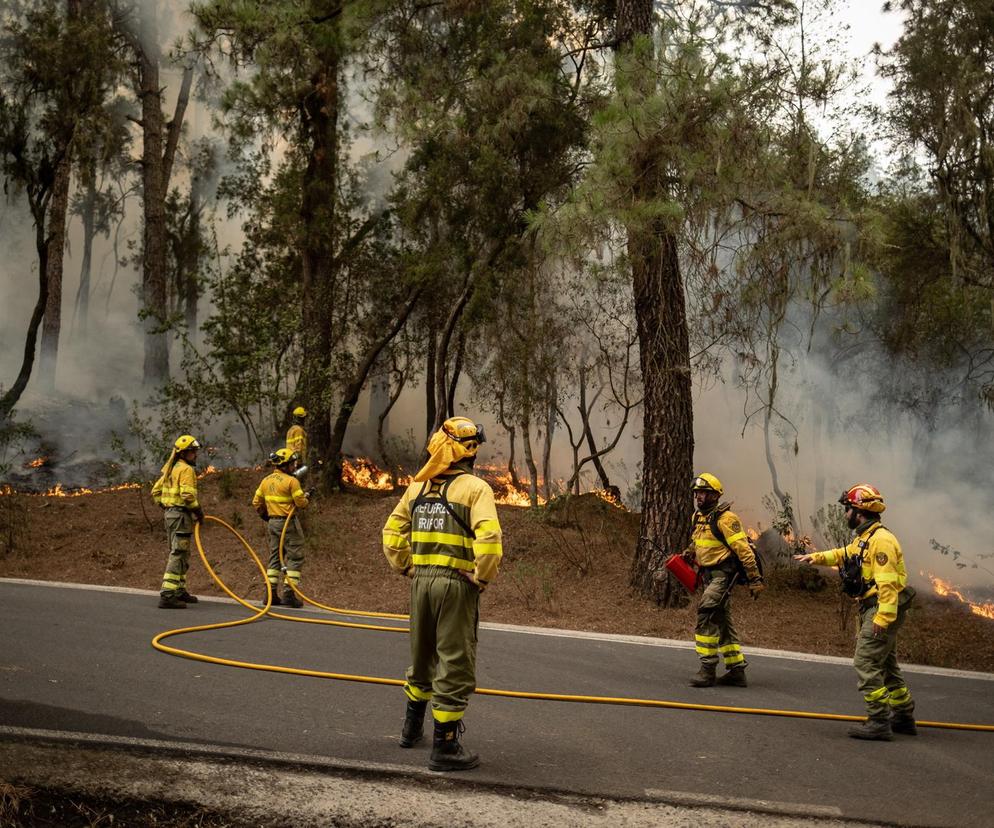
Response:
[690,506,760,580]
[252,470,309,518]
[151,459,200,509]
[808,520,907,627]
[383,469,503,587]
[286,425,307,463]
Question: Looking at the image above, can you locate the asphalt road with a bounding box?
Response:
[2,578,993,827]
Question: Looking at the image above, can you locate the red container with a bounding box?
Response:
[664,554,700,593]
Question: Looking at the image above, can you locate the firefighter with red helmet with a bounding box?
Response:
[151,435,205,609]
[253,448,310,608]
[795,483,916,740]
[382,416,502,772]
[686,473,764,688]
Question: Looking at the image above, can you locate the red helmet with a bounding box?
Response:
[839,483,885,513]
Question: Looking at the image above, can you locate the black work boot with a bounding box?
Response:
[689,663,717,687]
[177,591,198,604]
[848,716,893,741]
[890,712,918,736]
[429,720,479,771]
[281,588,303,609]
[716,666,748,687]
[267,590,283,606]
[158,593,187,609]
[399,700,428,748]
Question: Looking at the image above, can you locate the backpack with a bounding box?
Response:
[839,524,883,597]
[707,507,764,583]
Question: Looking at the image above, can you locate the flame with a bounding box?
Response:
[197,465,218,478]
[26,457,47,469]
[341,457,408,490]
[476,464,543,507]
[923,571,994,621]
[746,527,760,541]
[42,483,94,497]
[593,489,626,509]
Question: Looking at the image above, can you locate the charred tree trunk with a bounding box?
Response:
[137,2,169,387]
[629,224,694,600]
[37,155,72,392]
[446,329,465,418]
[542,375,556,501]
[131,0,194,389]
[425,326,437,444]
[74,172,97,337]
[520,414,539,507]
[617,0,694,603]
[297,21,341,482]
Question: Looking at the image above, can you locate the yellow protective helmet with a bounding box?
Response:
[839,483,885,513]
[174,435,200,452]
[413,416,486,482]
[269,448,298,467]
[691,473,723,495]
[442,416,486,450]
[292,406,307,418]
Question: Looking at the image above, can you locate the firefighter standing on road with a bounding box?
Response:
[252,449,310,608]
[382,416,502,772]
[685,473,764,688]
[286,406,308,464]
[152,435,205,609]
[795,484,916,741]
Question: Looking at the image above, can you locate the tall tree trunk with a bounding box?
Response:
[425,326,437,444]
[617,0,695,602]
[542,375,556,501]
[37,156,72,392]
[520,414,539,507]
[138,1,169,387]
[0,202,52,419]
[297,17,341,476]
[74,173,97,337]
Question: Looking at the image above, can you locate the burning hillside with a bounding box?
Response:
[922,572,994,621]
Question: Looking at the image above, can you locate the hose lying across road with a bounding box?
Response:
[151,513,994,733]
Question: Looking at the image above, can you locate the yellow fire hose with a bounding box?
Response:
[151,513,994,733]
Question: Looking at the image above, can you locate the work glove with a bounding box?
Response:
[192,507,205,523]
[748,579,765,599]
[871,622,887,639]
[402,565,415,578]
[305,488,316,499]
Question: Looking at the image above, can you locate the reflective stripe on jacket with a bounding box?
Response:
[691,506,760,580]
[252,470,308,517]
[809,520,906,627]
[151,459,199,509]
[383,469,503,585]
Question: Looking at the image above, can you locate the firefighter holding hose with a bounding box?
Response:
[252,448,310,608]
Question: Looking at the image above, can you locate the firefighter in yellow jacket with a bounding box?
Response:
[286,406,308,464]
[151,435,205,609]
[795,484,916,740]
[252,448,310,608]
[382,416,502,772]
[686,473,764,688]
